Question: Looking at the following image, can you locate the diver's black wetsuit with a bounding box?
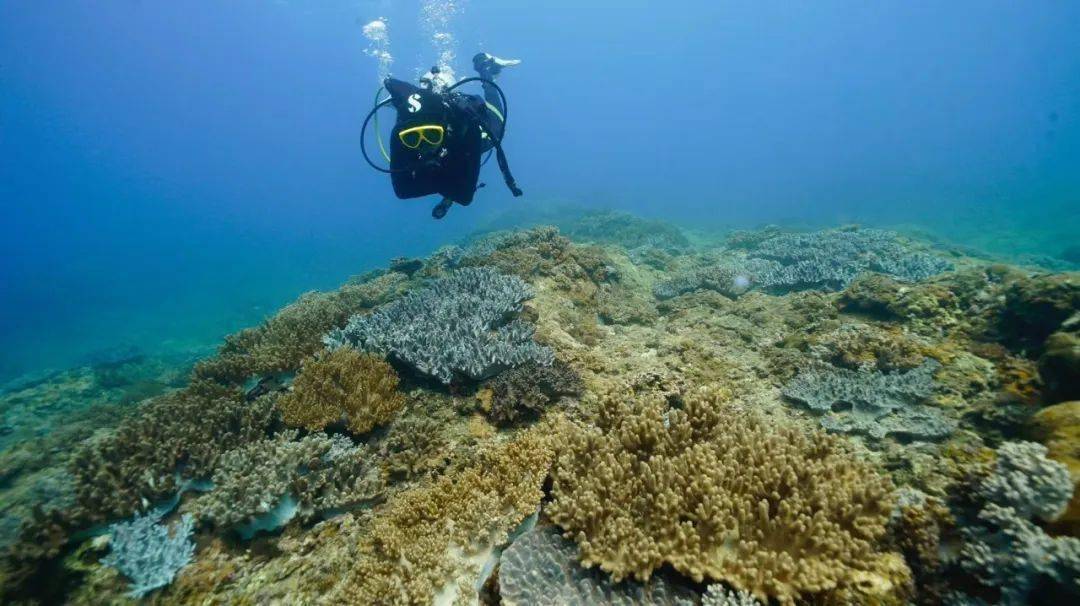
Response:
[381,57,520,218]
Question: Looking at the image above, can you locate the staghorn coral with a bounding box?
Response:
[486,360,583,426]
[70,381,276,522]
[331,425,557,605]
[278,348,404,435]
[498,524,698,606]
[326,267,553,384]
[100,511,195,598]
[194,273,408,383]
[184,431,380,530]
[782,360,956,441]
[548,386,899,605]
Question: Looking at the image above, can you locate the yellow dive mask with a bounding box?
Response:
[398,124,445,149]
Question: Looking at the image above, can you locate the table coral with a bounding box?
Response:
[326,267,553,384]
[548,386,899,605]
[782,360,956,441]
[278,348,405,435]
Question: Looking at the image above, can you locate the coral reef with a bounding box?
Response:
[946,440,1080,605]
[70,381,276,521]
[326,267,553,384]
[1029,401,1080,531]
[100,511,195,597]
[999,272,1079,351]
[332,426,557,605]
[183,431,380,531]
[702,585,761,606]
[956,503,1080,605]
[558,210,690,252]
[1040,312,1080,401]
[485,359,583,426]
[548,386,899,604]
[498,524,698,606]
[653,261,760,300]
[194,273,409,383]
[278,348,405,434]
[975,440,1072,522]
[3,219,1077,606]
[782,360,956,440]
[744,227,953,292]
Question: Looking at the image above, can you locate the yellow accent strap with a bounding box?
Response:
[373,89,391,163]
[485,101,505,123]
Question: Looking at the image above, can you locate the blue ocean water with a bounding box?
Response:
[2,0,1078,382]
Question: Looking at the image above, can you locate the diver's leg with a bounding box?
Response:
[472,52,518,116]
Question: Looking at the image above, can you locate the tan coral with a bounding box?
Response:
[332,423,559,605]
[548,386,899,605]
[194,273,409,382]
[278,348,405,435]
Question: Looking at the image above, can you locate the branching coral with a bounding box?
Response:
[331,426,557,605]
[278,348,405,435]
[486,360,583,426]
[326,268,553,384]
[194,273,408,383]
[975,441,1073,522]
[101,511,195,598]
[70,381,276,521]
[184,431,380,530]
[947,441,1080,605]
[548,387,899,604]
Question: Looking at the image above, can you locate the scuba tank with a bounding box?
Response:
[360,72,521,203]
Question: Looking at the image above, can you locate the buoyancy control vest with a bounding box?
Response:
[364,77,522,204]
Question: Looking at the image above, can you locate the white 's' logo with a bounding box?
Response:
[407,94,422,113]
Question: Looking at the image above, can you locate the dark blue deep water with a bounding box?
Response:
[2,1,1078,382]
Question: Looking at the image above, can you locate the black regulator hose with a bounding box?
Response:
[360,95,396,173]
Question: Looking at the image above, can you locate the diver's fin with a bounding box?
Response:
[473,52,521,79]
[432,198,453,219]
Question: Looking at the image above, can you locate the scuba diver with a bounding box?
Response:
[361,52,523,219]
